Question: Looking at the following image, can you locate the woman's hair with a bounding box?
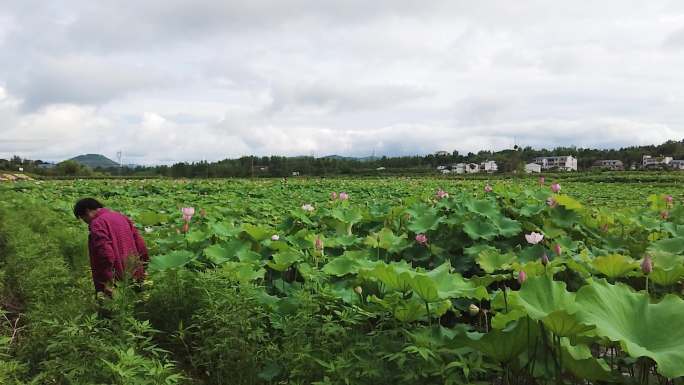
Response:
[73,198,104,218]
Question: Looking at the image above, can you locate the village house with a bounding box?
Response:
[525,163,542,173]
[592,160,624,171]
[533,156,578,171]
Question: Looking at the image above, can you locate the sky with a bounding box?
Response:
[1,1,684,165]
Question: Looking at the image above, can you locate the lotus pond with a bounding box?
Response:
[1,176,683,385]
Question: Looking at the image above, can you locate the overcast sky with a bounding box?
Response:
[1,1,684,164]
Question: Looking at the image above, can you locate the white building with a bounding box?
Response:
[465,163,479,174]
[451,163,466,174]
[669,160,684,170]
[480,160,498,173]
[592,160,624,171]
[533,156,577,171]
[643,155,673,168]
[525,163,542,173]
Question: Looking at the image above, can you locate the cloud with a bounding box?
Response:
[0,1,683,163]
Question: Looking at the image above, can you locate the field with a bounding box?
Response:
[1,174,684,385]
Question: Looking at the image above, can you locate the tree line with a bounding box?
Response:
[2,139,684,178]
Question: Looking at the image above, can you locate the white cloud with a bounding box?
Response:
[0,0,683,163]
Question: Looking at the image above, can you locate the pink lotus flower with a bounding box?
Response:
[546,197,557,207]
[339,192,349,201]
[181,207,195,222]
[271,234,280,241]
[330,191,338,200]
[554,244,562,256]
[665,195,673,204]
[518,270,527,284]
[415,233,428,246]
[525,232,544,245]
[550,183,561,193]
[484,184,493,193]
[435,189,449,200]
[641,255,653,275]
[301,203,315,212]
[541,254,550,266]
[539,176,545,186]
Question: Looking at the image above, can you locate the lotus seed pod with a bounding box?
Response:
[468,304,480,316]
[354,286,363,295]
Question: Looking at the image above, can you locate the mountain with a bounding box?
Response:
[320,155,380,162]
[68,154,120,169]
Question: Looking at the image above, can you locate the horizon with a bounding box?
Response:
[1,1,684,164]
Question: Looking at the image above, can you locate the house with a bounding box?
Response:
[465,163,479,174]
[451,163,466,174]
[533,156,577,171]
[440,169,451,174]
[525,163,542,173]
[291,171,300,176]
[592,160,624,171]
[480,160,498,173]
[435,151,450,157]
[437,165,448,170]
[376,167,386,171]
[642,155,673,169]
[669,160,684,170]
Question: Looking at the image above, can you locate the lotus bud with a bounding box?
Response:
[641,255,653,275]
[554,244,562,256]
[546,197,557,207]
[415,233,428,246]
[468,304,480,316]
[315,236,323,251]
[330,191,338,200]
[484,184,493,193]
[661,211,669,220]
[518,270,527,284]
[354,286,363,295]
[541,254,550,266]
[665,195,673,205]
[271,234,280,241]
[551,183,561,193]
[339,192,349,201]
[435,189,449,200]
[539,176,545,186]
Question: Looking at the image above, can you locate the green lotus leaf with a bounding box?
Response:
[491,309,526,330]
[148,250,196,272]
[519,203,546,217]
[242,224,273,242]
[330,207,364,225]
[662,223,684,238]
[575,279,684,378]
[203,240,250,264]
[407,211,443,233]
[554,195,583,211]
[219,262,265,284]
[410,274,440,302]
[463,198,500,219]
[492,216,522,237]
[186,229,208,243]
[591,254,637,278]
[549,206,581,228]
[517,276,577,321]
[366,262,414,293]
[464,319,534,364]
[364,227,409,253]
[137,210,168,226]
[477,249,516,273]
[542,310,595,337]
[463,218,499,240]
[267,250,304,271]
[649,265,684,286]
[649,237,684,254]
[210,221,240,238]
[426,262,489,300]
[560,339,613,381]
[323,255,361,277]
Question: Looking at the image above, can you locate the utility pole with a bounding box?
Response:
[116,150,123,176]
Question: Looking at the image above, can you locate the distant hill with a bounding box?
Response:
[68,154,119,169]
[321,155,379,162]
